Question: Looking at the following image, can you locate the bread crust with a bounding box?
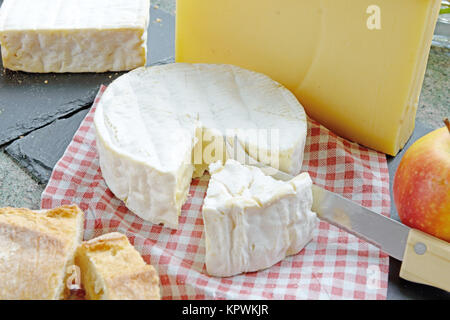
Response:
[0,205,84,300]
[76,232,160,300]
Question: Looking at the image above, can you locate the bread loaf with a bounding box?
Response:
[75,232,160,300]
[0,205,84,299]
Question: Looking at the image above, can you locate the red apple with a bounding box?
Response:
[393,120,450,242]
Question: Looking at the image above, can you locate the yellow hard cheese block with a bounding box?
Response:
[176,0,441,156]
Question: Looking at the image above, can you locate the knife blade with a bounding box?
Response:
[258,165,410,260]
[310,184,409,260]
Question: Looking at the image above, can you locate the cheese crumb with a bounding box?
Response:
[44,80,48,84]
[156,18,162,23]
[154,4,159,9]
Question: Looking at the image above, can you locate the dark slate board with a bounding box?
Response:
[0,2,174,146]
[5,108,90,183]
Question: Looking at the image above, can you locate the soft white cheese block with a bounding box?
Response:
[0,0,150,73]
[202,160,317,277]
[94,63,308,229]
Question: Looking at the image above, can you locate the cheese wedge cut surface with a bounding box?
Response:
[94,63,308,229]
[202,160,317,277]
[176,0,441,156]
[0,0,150,73]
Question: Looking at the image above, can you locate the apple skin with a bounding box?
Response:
[393,126,450,242]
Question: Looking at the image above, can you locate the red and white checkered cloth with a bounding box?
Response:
[41,86,390,300]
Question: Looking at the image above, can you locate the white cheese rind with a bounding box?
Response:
[0,0,150,73]
[202,160,317,277]
[94,63,308,229]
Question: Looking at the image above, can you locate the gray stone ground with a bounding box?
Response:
[0,0,448,209]
[0,150,43,209]
[417,46,450,129]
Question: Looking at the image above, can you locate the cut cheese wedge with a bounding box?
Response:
[0,0,150,73]
[202,160,317,277]
[94,63,308,229]
[176,0,441,156]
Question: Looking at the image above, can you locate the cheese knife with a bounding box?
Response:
[263,166,450,292]
[223,136,449,291]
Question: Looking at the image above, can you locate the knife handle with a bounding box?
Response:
[400,229,450,292]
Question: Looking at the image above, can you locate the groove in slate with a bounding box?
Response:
[0,88,99,146]
[5,109,90,185]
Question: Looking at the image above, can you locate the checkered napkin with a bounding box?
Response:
[41,86,390,300]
